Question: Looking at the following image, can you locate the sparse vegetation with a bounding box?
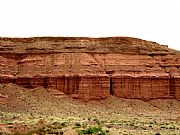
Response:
[77,126,106,135]
[0,84,180,135]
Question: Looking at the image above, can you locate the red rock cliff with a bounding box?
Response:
[0,37,180,100]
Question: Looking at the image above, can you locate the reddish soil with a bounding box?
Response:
[0,84,180,134]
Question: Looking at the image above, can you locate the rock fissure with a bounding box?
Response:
[169,75,175,98]
[110,77,113,95]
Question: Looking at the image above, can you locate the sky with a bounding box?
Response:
[0,0,180,50]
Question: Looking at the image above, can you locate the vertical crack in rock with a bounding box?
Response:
[75,75,81,94]
[43,78,48,88]
[110,77,113,95]
[67,77,70,94]
[169,74,175,98]
[106,71,115,96]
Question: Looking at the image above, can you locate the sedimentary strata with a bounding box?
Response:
[0,37,180,100]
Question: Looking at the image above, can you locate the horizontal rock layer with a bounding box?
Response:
[0,37,180,100]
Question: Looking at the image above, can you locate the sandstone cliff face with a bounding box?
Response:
[0,37,180,100]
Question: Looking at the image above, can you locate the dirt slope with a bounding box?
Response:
[0,84,180,134]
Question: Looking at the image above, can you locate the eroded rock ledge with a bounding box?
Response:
[0,37,180,101]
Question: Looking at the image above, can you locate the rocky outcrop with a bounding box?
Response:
[0,37,180,100]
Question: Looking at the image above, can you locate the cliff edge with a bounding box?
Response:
[0,37,180,100]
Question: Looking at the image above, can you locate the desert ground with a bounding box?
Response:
[0,83,180,135]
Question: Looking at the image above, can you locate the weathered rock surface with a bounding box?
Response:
[0,37,180,100]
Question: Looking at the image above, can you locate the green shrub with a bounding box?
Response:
[78,126,106,135]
